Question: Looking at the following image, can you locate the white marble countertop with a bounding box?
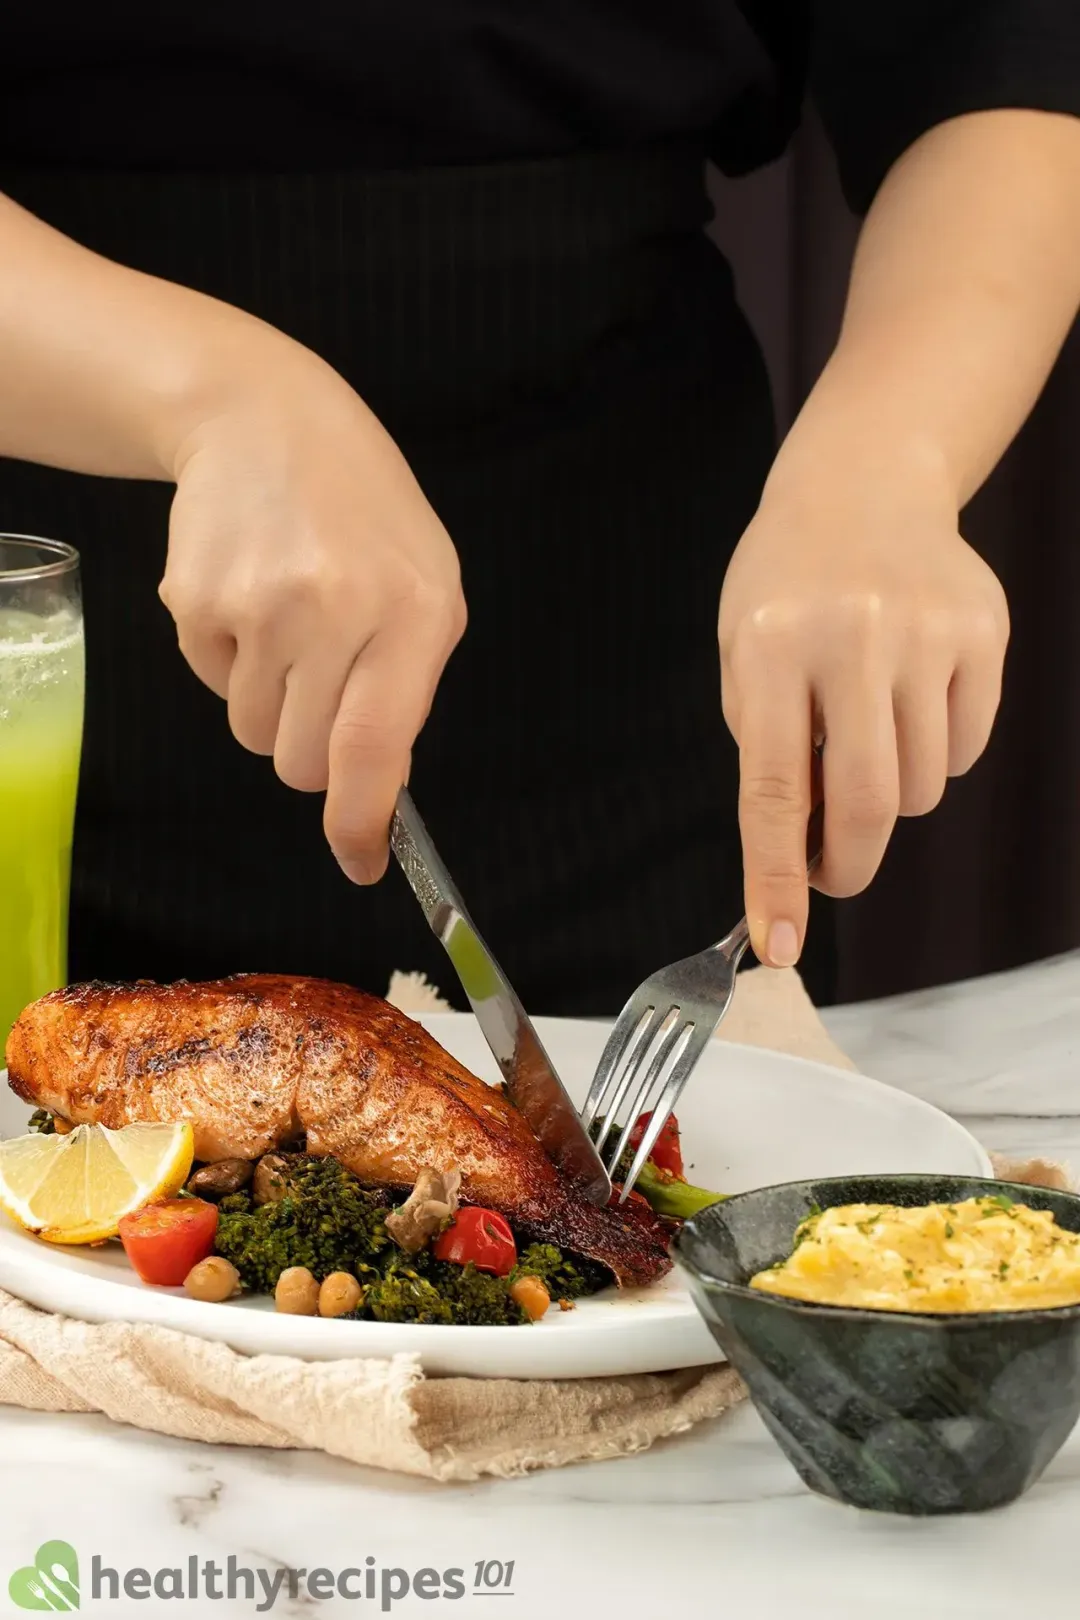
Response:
[3,952,1078,1618]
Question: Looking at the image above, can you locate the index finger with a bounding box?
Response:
[324,620,446,884]
[737,676,814,968]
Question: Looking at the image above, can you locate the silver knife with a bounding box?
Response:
[390,787,612,1206]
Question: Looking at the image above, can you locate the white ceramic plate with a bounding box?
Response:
[0,1015,990,1378]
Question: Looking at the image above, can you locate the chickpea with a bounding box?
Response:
[509,1275,551,1322]
[318,1272,363,1318]
[184,1256,241,1303]
[275,1265,320,1315]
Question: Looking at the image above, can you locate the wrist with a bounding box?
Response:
[763,352,961,518]
[764,398,958,524]
[140,292,337,481]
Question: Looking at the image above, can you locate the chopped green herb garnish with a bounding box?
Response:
[792,1212,822,1249]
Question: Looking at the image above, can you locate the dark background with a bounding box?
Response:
[709,113,1080,1003]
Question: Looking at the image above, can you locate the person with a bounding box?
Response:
[0,5,1077,1016]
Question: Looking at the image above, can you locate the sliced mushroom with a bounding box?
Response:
[185,1159,254,1201]
[385,1168,462,1255]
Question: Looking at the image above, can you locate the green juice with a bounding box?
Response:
[0,607,84,1055]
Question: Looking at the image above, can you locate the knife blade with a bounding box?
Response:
[390,788,612,1206]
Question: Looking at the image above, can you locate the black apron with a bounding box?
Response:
[0,149,836,1014]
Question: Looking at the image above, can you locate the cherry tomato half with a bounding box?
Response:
[433,1207,517,1276]
[118,1198,219,1286]
[627,1111,684,1179]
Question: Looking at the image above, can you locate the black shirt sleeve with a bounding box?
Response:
[809,0,1080,214]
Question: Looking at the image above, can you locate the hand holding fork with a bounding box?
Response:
[584,797,825,1203]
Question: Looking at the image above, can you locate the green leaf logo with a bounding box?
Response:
[9,1541,80,1610]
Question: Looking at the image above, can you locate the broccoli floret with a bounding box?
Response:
[350,1246,606,1326]
[437,1266,527,1325]
[359,1258,455,1324]
[513,1243,611,1300]
[359,1251,517,1325]
[216,1190,251,1217]
[356,1253,528,1325]
[213,1156,392,1293]
[417,1254,527,1324]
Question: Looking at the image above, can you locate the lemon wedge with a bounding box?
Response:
[0,1122,195,1244]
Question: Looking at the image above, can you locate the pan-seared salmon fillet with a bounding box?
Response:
[5,974,671,1287]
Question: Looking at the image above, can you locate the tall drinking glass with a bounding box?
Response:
[0,537,84,1052]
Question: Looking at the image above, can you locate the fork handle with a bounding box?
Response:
[715,916,751,965]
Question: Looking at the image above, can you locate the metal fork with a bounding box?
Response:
[583,802,824,1203]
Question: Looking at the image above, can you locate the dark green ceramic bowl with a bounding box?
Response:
[674,1174,1080,1516]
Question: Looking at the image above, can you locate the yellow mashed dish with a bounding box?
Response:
[750,1195,1080,1313]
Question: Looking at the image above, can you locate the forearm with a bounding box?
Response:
[768,109,1080,507]
[0,192,303,480]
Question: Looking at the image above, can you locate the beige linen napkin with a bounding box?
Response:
[0,968,1069,1481]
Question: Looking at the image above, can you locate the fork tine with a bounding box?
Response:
[618,1019,713,1202]
[594,1006,676,1159]
[604,1008,685,1177]
[590,1007,663,1154]
[581,1003,656,1134]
